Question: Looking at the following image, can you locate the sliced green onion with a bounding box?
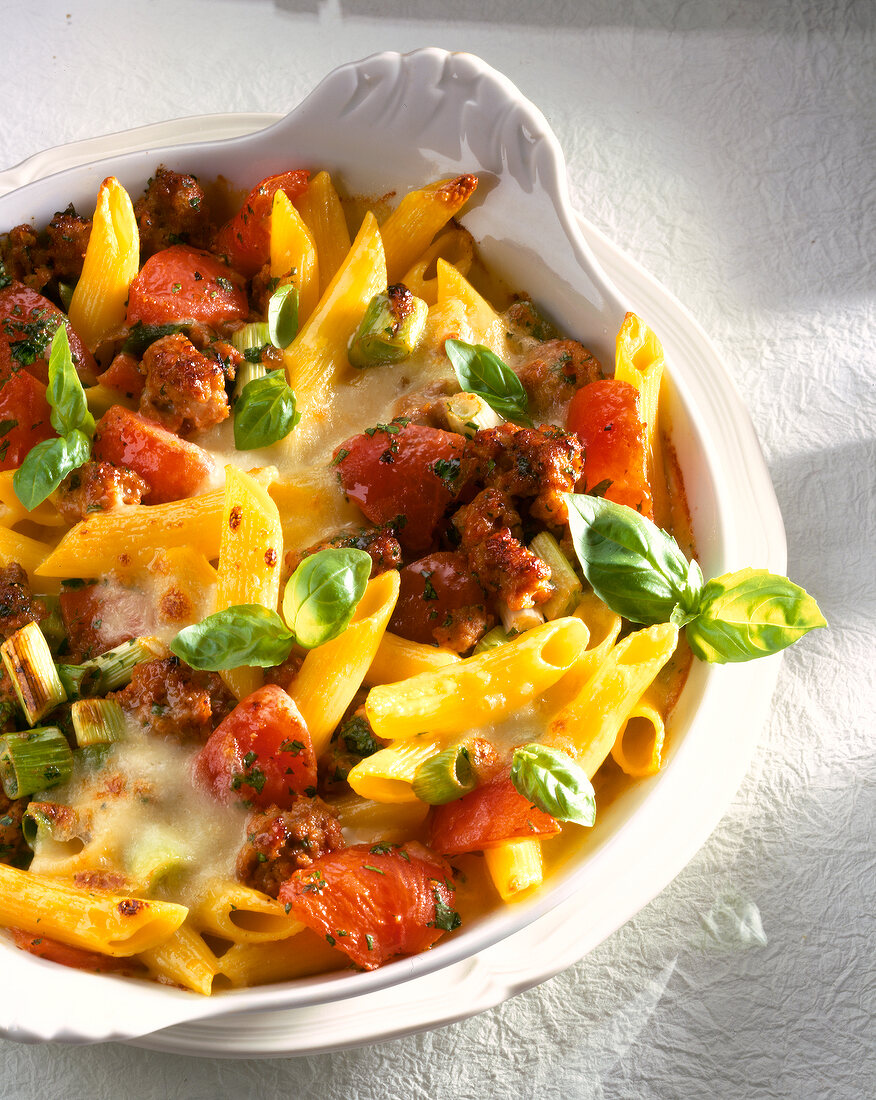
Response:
[81,635,166,694]
[473,625,511,654]
[71,698,126,747]
[39,596,66,653]
[1,622,67,726]
[499,604,545,636]
[0,728,73,799]
[348,285,428,369]
[21,800,83,850]
[530,531,583,619]
[56,663,100,700]
[57,281,76,312]
[126,824,193,890]
[233,359,268,402]
[441,391,504,437]
[230,322,271,361]
[412,744,477,805]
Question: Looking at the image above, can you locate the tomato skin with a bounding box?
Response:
[96,352,145,399]
[0,283,96,385]
[194,685,317,809]
[389,551,486,645]
[334,424,467,553]
[9,928,137,973]
[214,170,310,278]
[278,843,457,969]
[92,405,214,504]
[0,369,55,471]
[566,379,653,518]
[126,245,248,327]
[428,776,560,855]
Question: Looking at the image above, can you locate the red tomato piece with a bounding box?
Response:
[96,352,145,399]
[126,245,248,327]
[194,684,317,809]
[566,379,653,518]
[0,369,55,471]
[214,170,310,278]
[9,929,138,974]
[92,405,215,504]
[334,423,467,553]
[0,283,96,385]
[60,582,155,662]
[428,775,560,855]
[389,551,486,646]
[278,842,458,970]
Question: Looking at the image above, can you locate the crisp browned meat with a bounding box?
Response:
[284,527,403,580]
[0,791,29,867]
[452,487,522,545]
[514,339,602,418]
[464,422,583,527]
[0,207,93,292]
[263,651,306,694]
[236,799,345,897]
[110,657,235,742]
[134,167,214,257]
[44,206,92,283]
[0,224,51,290]
[0,563,45,641]
[139,332,230,435]
[54,460,148,524]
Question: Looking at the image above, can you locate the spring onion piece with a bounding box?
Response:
[126,824,193,890]
[21,800,83,850]
[412,744,477,805]
[233,359,268,402]
[83,636,167,694]
[530,532,583,620]
[56,663,100,701]
[71,698,126,747]
[57,281,76,312]
[499,604,545,636]
[441,391,504,437]
[0,728,73,799]
[22,802,53,848]
[0,623,67,726]
[348,285,428,369]
[473,625,511,654]
[230,322,271,362]
[39,596,66,653]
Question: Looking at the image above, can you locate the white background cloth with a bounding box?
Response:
[0,1,873,1096]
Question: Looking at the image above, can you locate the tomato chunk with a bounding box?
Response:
[92,405,215,503]
[389,551,489,650]
[278,842,458,969]
[0,283,96,385]
[214,170,310,278]
[428,775,560,855]
[194,684,317,809]
[566,379,653,518]
[9,929,138,974]
[334,423,467,553]
[126,245,248,327]
[96,352,145,399]
[0,369,54,471]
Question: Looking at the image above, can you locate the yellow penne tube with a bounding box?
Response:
[610,691,666,777]
[0,527,58,588]
[216,928,346,988]
[436,259,511,358]
[269,467,362,550]
[0,864,187,956]
[191,880,304,944]
[381,175,478,284]
[283,211,386,441]
[401,226,475,306]
[0,471,65,529]
[271,189,319,324]
[148,545,218,627]
[293,569,400,756]
[546,622,679,779]
[329,792,430,843]
[34,490,225,577]
[138,922,220,996]
[68,176,139,352]
[614,312,669,528]
[295,170,352,295]
[364,631,461,686]
[484,839,544,901]
[544,592,622,712]
[366,616,589,741]
[347,733,448,804]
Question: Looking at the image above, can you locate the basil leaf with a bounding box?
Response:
[268,284,299,349]
[122,321,192,356]
[686,567,826,663]
[282,548,371,650]
[234,371,301,450]
[170,605,295,670]
[47,325,94,438]
[565,493,702,625]
[445,338,533,426]
[12,429,91,511]
[510,743,597,827]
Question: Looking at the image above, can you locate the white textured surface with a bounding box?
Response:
[0,2,873,1097]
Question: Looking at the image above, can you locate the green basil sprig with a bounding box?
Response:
[565,494,825,663]
[170,548,371,670]
[13,326,94,510]
[234,370,301,451]
[510,743,597,827]
[445,338,533,427]
[282,547,371,649]
[267,284,299,350]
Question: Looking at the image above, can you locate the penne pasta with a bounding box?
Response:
[401,226,475,306]
[436,258,511,357]
[484,839,544,901]
[347,733,449,804]
[364,631,461,686]
[610,690,666,777]
[191,880,304,944]
[138,922,221,996]
[381,175,478,284]
[271,189,320,324]
[295,170,352,295]
[216,928,346,988]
